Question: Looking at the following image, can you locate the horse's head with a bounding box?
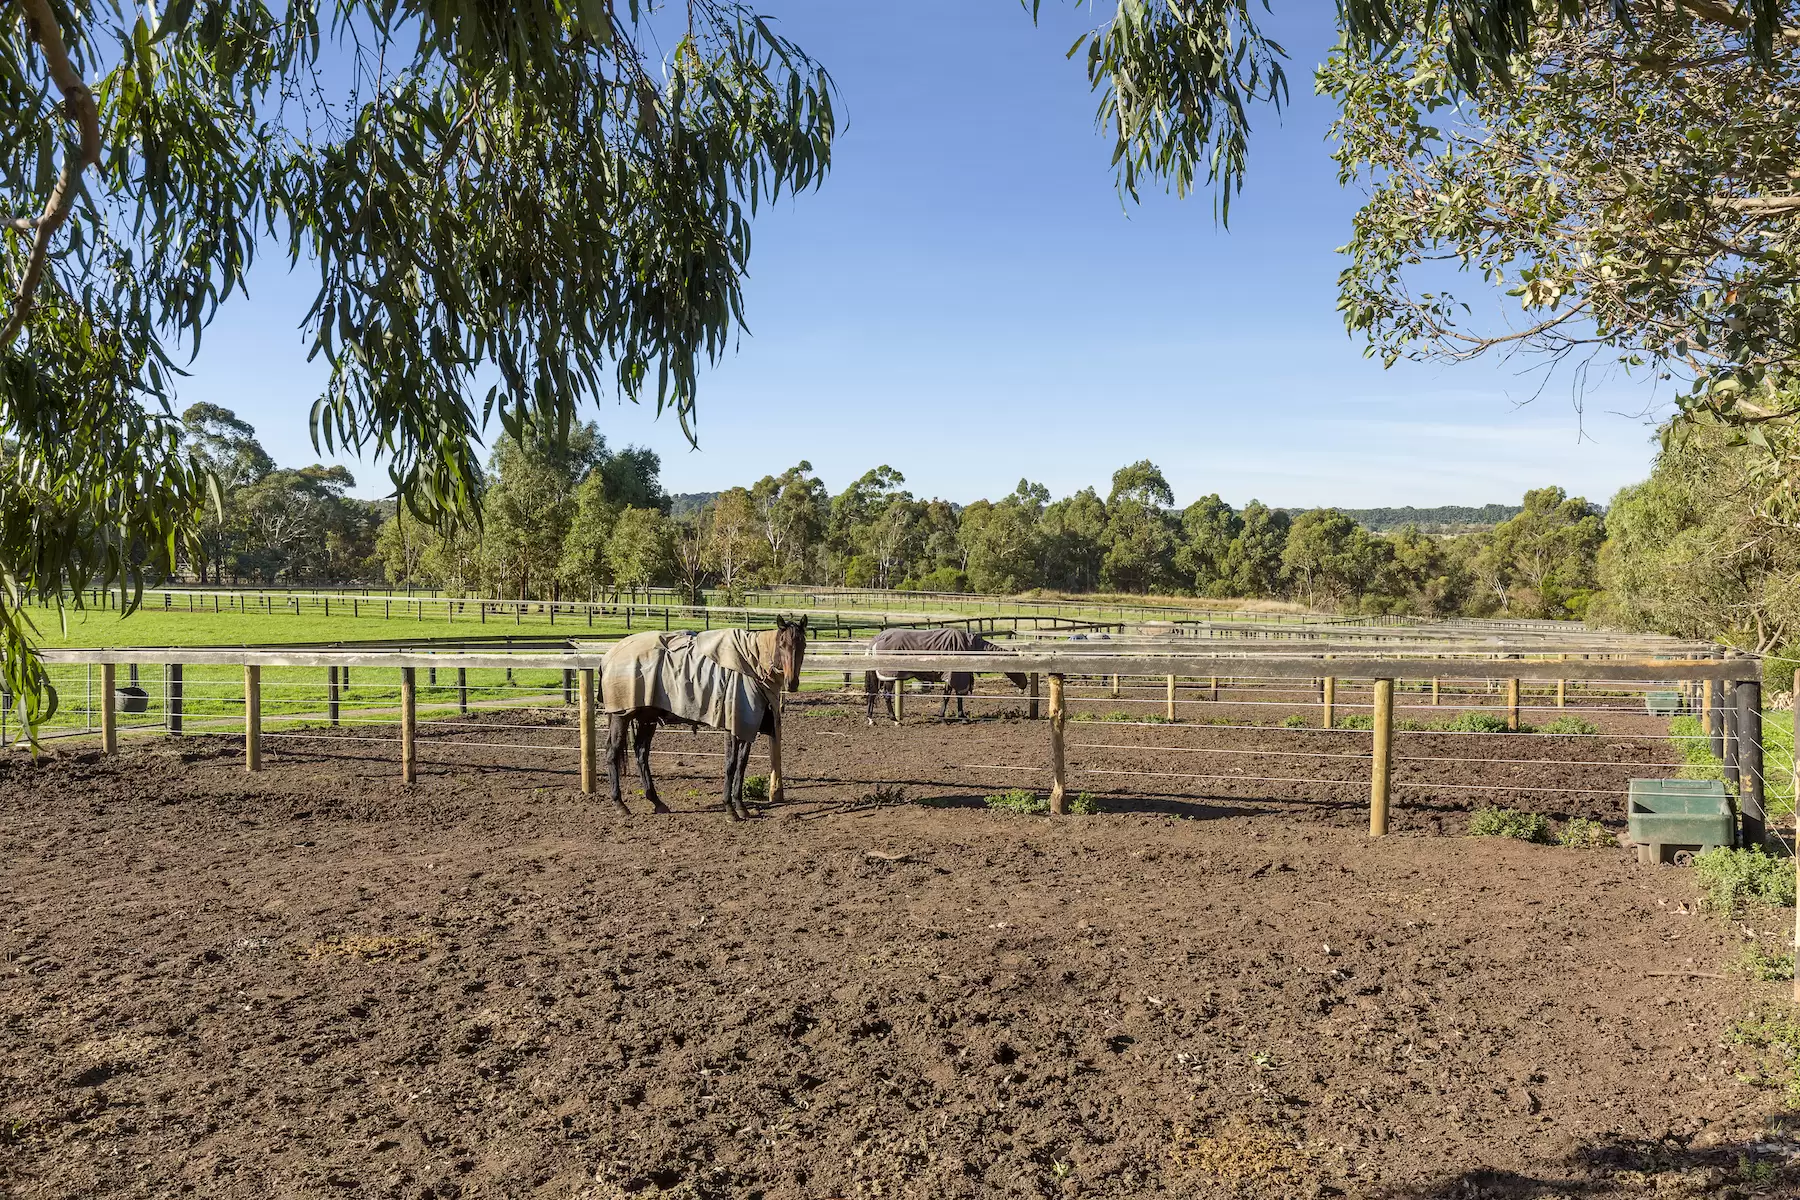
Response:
[774,614,808,693]
[1006,672,1031,692]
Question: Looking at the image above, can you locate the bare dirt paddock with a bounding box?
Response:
[3,706,1798,1200]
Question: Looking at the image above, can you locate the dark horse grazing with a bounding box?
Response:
[865,626,1029,724]
[600,616,807,820]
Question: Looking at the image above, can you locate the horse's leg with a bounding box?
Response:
[606,714,631,815]
[940,678,950,721]
[724,733,750,821]
[865,670,877,726]
[634,714,668,813]
[956,683,967,721]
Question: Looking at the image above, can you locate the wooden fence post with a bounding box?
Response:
[1556,679,1567,709]
[1707,681,1724,761]
[1506,677,1521,731]
[1028,672,1040,721]
[1322,676,1335,730]
[1739,679,1764,848]
[579,667,596,794]
[563,668,575,705]
[1049,672,1067,815]
[100,662,117,754]
[457,667,468,716]
[1724,681,1740,797]
[1166,675,1177,722]
[165,664,183,736]
[327,665,340,726]
[400,667,417,785]
[1208,675,1218,702]
[244,665,260,772]
[1431,677,1440,706]
[1370,678,1394,837]
[1109,674,1120,699]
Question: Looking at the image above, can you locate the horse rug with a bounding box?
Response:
[600,629,774,738]
[868,626,991,691]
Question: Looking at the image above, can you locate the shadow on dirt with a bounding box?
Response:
[1382,1125,1800,1198]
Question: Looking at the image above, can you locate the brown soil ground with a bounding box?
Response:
[4,695,1797,1200]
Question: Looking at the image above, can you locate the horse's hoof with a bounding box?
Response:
[650,802,672,814]
[612,803,631,817]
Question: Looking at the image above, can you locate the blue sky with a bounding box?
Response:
[179,0,1667,510]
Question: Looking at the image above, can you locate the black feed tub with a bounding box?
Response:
[113,686,149,714]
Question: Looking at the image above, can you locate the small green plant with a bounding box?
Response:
[1394,719,1434,731]
[1339,713,1373,731]
[1732,945,1797,982]
[1694,847,1798,916]
[1070,792,1103,815]
[1727,1008,1800,1108]
[1443,711,1514,734]
[862,784,908,806]
[1539,715,1599,736]
[1280,714,1307,729]
[743,774,770,804]
[985,788,1049,815]
[1557,817,1615,850]
[1467,807,1554,844]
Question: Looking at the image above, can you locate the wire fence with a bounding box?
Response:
[9,648,1779,851]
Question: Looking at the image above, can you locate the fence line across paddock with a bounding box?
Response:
[7,641,1765,839]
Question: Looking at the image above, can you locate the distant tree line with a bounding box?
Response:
[358,435,1606,620]
[169,404,1622,622]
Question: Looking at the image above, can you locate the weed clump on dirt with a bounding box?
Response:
[742,775,770,804]
[1539,715,1599,735]
[1693,847,1797,915]
[1339,714,1373,730]
[296,934,430,962]
[1467,807,1554,843]
[982,789,1101,816]
[862,784,908,806]
[1442,711,1515,734]
[1727,1008,1800,1108]
[1732,945,1797,982]
[985,788,1048,815]
[1557,817,1615,850]
[1280,714,1306,729]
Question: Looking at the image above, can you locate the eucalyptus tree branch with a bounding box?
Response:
[1718,194,1800,214]
[1,0,102,346]
[1679,0,1800,45]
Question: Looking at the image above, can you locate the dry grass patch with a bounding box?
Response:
[1168,1121,1308,1182]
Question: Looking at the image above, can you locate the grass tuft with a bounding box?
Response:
[742,774,769,804]
[1467,807,1554,844]
[1539,715,1599,735]
[1069,792,1102,815]
[1727,1008,1800,1109]
[1557,816,1615,850]
[984,788,1048,815]
[1693,847,1797,916]
[1442,711,1515,734]
[1731,945,1797,982]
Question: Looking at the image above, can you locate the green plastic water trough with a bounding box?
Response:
[1627,778,1733,865]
